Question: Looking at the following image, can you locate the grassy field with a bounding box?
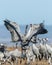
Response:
[1,59,49,65]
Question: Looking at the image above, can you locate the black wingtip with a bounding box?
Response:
[3,19,10,23]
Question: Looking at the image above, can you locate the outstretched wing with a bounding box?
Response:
[24,24,39,40]
[4,19,22,42]
[24,23,48,42]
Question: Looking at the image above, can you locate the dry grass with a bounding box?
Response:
[1,59,49,65]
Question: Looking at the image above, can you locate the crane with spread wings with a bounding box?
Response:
[3,19,48,58]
